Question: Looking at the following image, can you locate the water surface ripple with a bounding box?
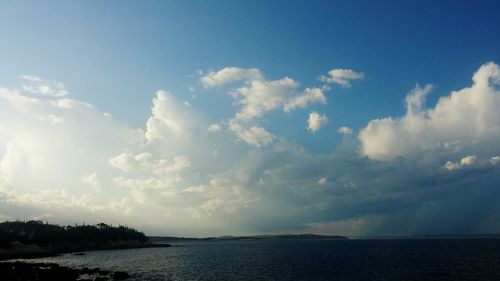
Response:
[33,239,500,281]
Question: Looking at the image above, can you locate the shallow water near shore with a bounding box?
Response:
[29,239,500,280]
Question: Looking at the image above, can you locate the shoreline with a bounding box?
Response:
[0,241,171,261]
[0,243,171,280]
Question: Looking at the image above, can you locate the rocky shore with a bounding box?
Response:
[0,261,131,280]
[0,243,171,280]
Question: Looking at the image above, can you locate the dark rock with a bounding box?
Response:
[38,265,79,281]
[81,267,91,273]
[112,271,130,280]
[0,262,127,281]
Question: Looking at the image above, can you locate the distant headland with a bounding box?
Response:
[149,233,349,243]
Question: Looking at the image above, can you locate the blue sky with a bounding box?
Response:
[0,1,500,236]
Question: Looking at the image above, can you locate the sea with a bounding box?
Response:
[31,238,500,281]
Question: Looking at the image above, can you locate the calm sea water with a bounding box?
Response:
[32,239,500,281]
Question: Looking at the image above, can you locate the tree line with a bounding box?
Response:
[0,220,147,248]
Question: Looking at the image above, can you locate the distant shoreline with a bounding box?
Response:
[348,234,500,240]
[149,233,500,243]
[149,233,348,243]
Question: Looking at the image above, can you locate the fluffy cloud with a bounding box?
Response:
[337,126,353,136]
[359,62,500,161]
[283,87,327,112]
[444,155,477,171]
[307,111,328,132]
[201,67,263,88]
[3,62,500,237]
[145,90,204,142]
[228,121,273,147]
[233,77,299,121]
[320,68,364,88]
[0,79,254,234]
[201,67,336,146]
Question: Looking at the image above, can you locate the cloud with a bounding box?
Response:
[228,121,273,147]
[201,67,333,146]
[81,173,102,192]
[183,185,205,193]
[0,80,147,225]
[109,152,190,176]
[0,85,143,193]
[0,77,258,235]
[307,111,328,132]
[20,75,69,97]
[318,177,327,185]
[39,114,64,125]
[320,68,364,88]
[3,63,500,237]
[444,155,477,171]
[359,62,500,161]
[283,87,327,112]
[207,123,221,132]
[337,126,353,136]
[233,77,300,121]
[145,90,203,141]
[490,156,500,166]
[201,67,263,88]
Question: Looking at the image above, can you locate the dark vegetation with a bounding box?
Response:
[0,221,146,247]
[0,220,168,260]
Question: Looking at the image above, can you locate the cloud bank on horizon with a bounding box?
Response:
[1,63,500,236]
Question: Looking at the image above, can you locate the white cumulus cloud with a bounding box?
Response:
[4,63,500,237]
[320,68,364,88]
[228,121,273,147]
[145,91,201,141]
[233,77,299,121]
[201,67,337,146]
[359,62,500,161]
[307,111,328,132]
[284,87,327,112]
[201,67,263,88]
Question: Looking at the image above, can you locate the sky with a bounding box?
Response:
[0,1,500,237]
